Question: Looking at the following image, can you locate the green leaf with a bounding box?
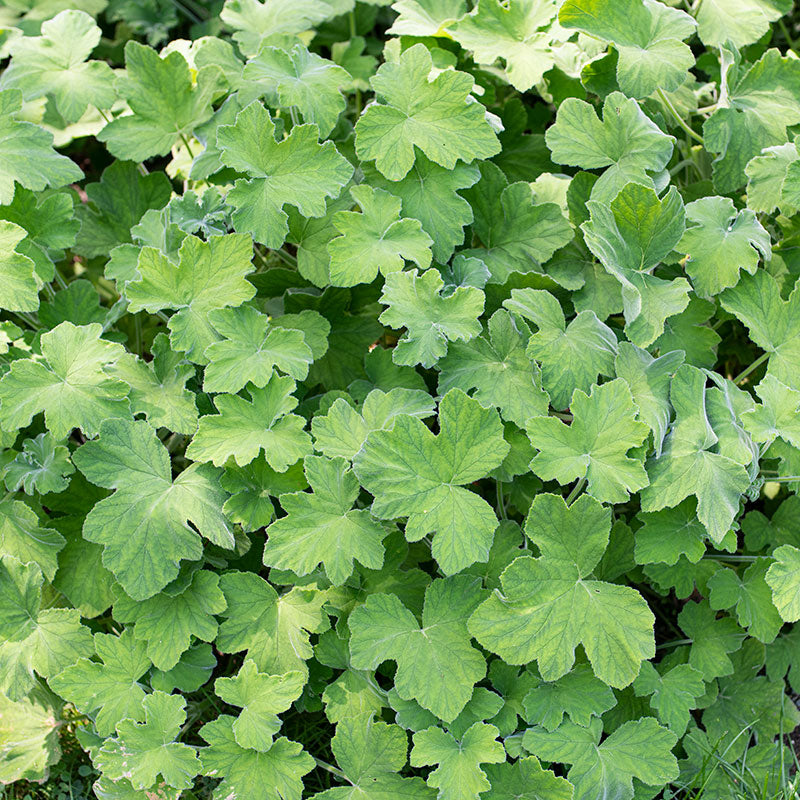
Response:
[353,388,508,574]
[522,663,616,732]
[187,374,312,469]
[0,321,130,440]
[0,685,62,783]
[558,0,696,98]
[0,220,39,312]
[263,455,386,584]
[48,629,151,736]
[767,544,800,622]
[217,571,330,676]
[95,691,200,791]
[522,717,678,800]
[448,0,558,91]
[0,497,65,580]
[632,662,705,735]
[218,100,353,247]
[469,493,655,688]
[349,576,486,722]
[0,88,83,205]
[679,196,770,297]
[742,375,800,449]
[678,599,745,681]
[75,160,172,260]
[220,0,346,56]
[640,365,752,544]
[634,500,708,566]
[105,333,199,435]
[503,287,617,411]
[438,309,549,428]
[615,342,684,458]
[243,43,349,137]
[221,457,307,532]
[720,271,800,392]
[98,41,223,160]
[312,388,435,461]
[379,268,484,368]
[708,559,783,643]
[0,10,115,122]
[545,92,674,203]
[327,184,433,287]
[745,141,800,214]
[582,182,689,347]
[481,756,573,800]
[313,713,436,799]
[214,660,304,752]
[4,432,73,496]
[112,570,227,670]
[73,418,234,600]
[461,163,573,283]
[695,0,792,47]
[0,555,93,700]
[410,723,505,800]
[704,49,800,192]
[526,379,649,504]
[126,233,256,364]
[204,305,314,393]
[200,716,314,800]
[362,155,480,263]
[354,43,500,180]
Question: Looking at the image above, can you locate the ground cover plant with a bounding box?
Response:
[2,0,800,798]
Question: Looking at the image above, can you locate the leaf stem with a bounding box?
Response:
[656,637,692,650]
[179,133,195,159]
[54,271,69,290]
[732,351,769,385]
[702,554,759,562]
[762,475,800,483]
[496,480,507,520]
[314,757,350,784]
[565,476,587,506]
[272,248,298,267]
[657,88,704,144]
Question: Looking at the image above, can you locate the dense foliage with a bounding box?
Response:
[1,1,800,798]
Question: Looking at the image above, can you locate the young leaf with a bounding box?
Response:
[217,100,353,247]
[98,41,223,160]
[410,722,505,800]
[263,455,386,584]
[327,184,433,287]
[379,268,484,368]
[558,0,696,98]
[214,660,305,752]
[112,570,227,670]
[679,196,771,297]
[200,716,314,800]
[1,10,115,122]
[349,576,486,723]
[503,288,617,411]
[73,418,234,600]
[0,322,130,440]
[126,233,256,364]
[187,374,312,469]
[522,717,678,800]
[582,182,689,347]
[353,389,509,574]
[354,43,500,180]
[526,379,650,504]
[95,691,200,791]
[545,92,674,203]
[243,43,349,137]
[470,493,655,688]
[48,630,151,736]
[0,89,83,205]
